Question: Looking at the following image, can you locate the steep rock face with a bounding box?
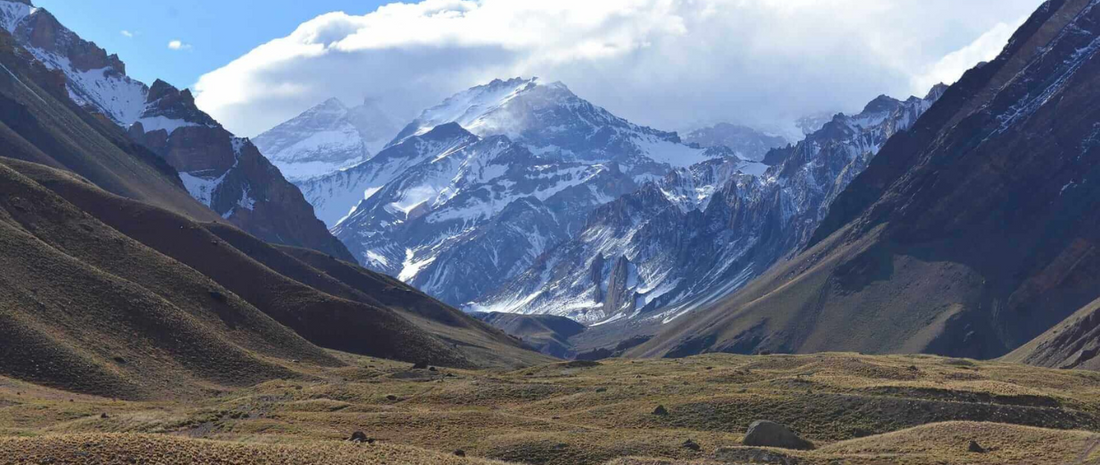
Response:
[683,123,789,162]
[253,97,399,181]
[297,123,482,227]
[125,81,355,261]
[0,0,353,261]
[475,88,943,324]
[635,0,1100,361]
[326,124,650,306]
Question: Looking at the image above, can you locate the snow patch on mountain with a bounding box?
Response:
[134,115,203,134]
[179,170,229,208]
[25,48,147,126]
[396,78,536,142]
[0,1,33,32]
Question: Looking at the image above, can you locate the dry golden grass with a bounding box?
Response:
[3,353,1100,464]
[0,433,510,464]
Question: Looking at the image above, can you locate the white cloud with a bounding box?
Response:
[120,30,134,38]
[168,40,192,51]
[194,0,1046,137]
[910,17,1028,95]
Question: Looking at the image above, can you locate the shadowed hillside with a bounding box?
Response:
[0,161,334,399]
[5,157,549,372]
[633,0,1100,363]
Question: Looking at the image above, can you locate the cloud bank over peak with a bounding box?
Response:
[194,0,1044,138]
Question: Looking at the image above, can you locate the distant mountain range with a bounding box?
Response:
[683,123,789,161]
[264,70,950,345]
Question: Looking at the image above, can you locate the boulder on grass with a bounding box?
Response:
[742,420,814,450]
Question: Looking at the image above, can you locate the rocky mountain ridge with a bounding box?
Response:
[632,0,1100,362]
[474,85,946,326]
[0,0,353,260]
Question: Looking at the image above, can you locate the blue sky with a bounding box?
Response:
[35,0,387,89]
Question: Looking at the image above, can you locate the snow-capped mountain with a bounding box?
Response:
[683,123,789,162]
[0,0,354,260]
[296,77,763,306]
[2,2,147,127]
[253,97,399,181]
[473,86,946,324]
[330,123,646,305]
[324,124,659,306]
[302,77,761,229]
[391,77,744,171]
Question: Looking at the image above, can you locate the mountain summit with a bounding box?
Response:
[390,77,748,170]
[253,97,399,181]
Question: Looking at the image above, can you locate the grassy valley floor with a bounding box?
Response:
[2,353,1100,464]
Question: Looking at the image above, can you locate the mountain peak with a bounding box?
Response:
[148,79,188,104]
[319,97,347,110]
[142,79,219,128]
[387,77,540,145]
[925,83,949,101]
[420,121,474,141]
[253,95,401,180]
[488,76,538,88]
[861,94,902,115]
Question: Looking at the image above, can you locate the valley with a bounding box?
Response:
[2,0,1100,462]
[3,353,1100,464]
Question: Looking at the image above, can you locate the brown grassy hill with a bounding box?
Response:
[3,158,479,368]
[276,245,551,368]
[1003,297,1100,370]
[474,312,587,358]
[0,161,337,400]
[0,434,511,465]
[633,0,1100,361]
